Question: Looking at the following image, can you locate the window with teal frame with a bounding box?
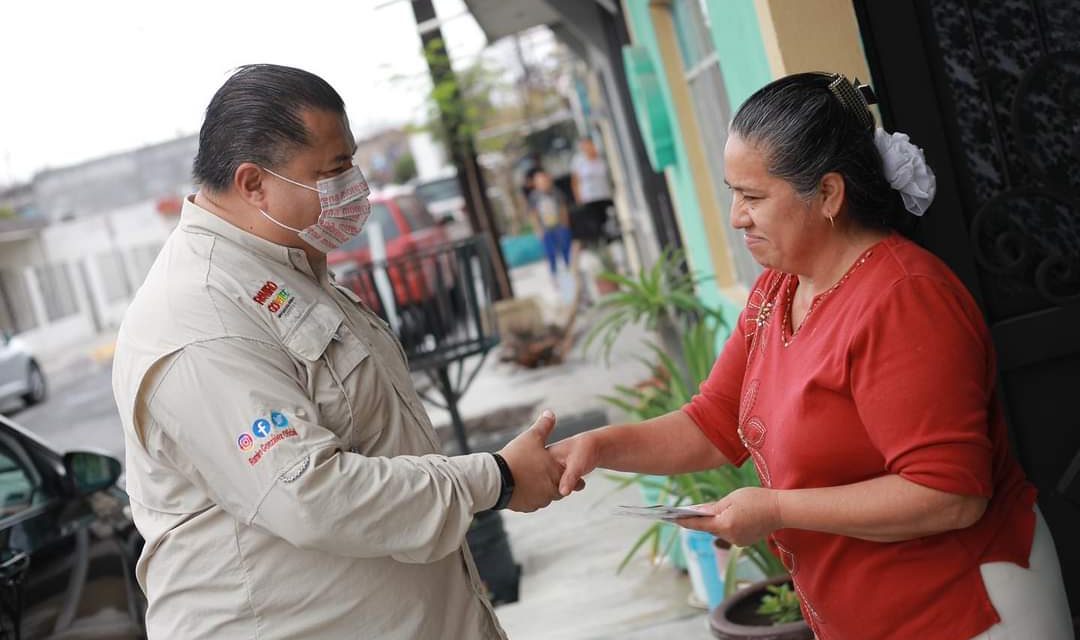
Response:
[621,45,676,172]
[671,0,762,289]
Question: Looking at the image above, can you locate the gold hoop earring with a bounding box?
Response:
[827,215,836,228]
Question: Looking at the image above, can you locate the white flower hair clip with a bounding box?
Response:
[873,128,937,216]
[826,73,937,216]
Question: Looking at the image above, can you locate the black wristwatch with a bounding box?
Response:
[490,453,515,510]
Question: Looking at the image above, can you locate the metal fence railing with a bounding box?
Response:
[334,236,501,454]
[334,236,500,373]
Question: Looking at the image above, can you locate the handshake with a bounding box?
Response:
[495,409,597,512]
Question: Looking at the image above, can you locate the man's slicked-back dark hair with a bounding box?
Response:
[193,64,346,191]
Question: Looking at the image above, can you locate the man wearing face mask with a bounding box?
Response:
[112,64,570,639]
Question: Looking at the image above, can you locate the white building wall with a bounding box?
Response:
[1,199,172,352]
[108,201,174,247]
[0,237,45,271]
[18,308,96,358]
[408,131,451,181]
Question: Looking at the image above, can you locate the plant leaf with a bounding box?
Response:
[617,524,661,573]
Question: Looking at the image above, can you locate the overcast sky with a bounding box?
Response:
[0,0,489,185]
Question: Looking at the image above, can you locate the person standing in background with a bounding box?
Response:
[570,138,614,249]
[528,169,573,281]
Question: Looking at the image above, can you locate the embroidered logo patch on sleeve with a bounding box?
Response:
[239,412,300,466]
[270,411,290,429]
[237,433,255,452]
[247,428,299,467]
[252,419,273,439]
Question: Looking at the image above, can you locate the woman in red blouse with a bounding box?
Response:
[549,73,1072,639]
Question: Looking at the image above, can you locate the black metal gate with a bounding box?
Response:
[854,0,1080,617]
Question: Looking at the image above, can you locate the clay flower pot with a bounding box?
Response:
[708,575,812,640]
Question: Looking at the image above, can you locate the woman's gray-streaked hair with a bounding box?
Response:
[730,72,909,232]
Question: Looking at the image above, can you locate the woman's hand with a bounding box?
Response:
[676,487,782,546]
[548,433,599,497]
[546,411,732,497]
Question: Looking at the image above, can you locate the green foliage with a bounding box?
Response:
[595,263,789,589]
[393,153,417,184]
[599,314,776,573]
[722,542,787,598]
[421,39,500,153]
[756,583,804,625]
[598,314,724,422]
[0,207,15,220]
[585,248,721,365]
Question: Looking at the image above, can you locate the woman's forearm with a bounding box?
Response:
[776,474,989,543]
[592,410,729,475]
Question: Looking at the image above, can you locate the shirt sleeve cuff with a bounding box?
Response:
[889,443,993,497]
[681,406,749,467]
[454,452,503,512]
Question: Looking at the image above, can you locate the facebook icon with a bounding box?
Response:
[252,419,273,439]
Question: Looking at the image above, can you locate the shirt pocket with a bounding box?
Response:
[282,302,353,443]
[324,323,391,451]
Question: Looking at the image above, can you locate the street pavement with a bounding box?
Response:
[0,361,124,461]
[497,472,710,640]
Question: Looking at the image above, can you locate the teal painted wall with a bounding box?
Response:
[703,0,773,332]
[623,0,773,331]
[704,0,774,111]
[624,0,723,313]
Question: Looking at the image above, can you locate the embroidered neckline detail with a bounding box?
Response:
[781,247,876,347]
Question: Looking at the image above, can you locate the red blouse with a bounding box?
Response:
[684,235,1036,640]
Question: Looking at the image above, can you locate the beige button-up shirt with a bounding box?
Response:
[112,197,507,639]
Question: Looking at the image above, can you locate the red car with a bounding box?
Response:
[328,189,459,344]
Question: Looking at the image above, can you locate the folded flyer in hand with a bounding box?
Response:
[613,505,709,521]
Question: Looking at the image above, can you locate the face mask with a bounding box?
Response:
[258,165,372,253]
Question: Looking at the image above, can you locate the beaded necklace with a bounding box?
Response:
[781,247,876,347]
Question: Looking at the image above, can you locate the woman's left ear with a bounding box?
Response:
[820,172,846,220]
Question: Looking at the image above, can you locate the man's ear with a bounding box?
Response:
[234,162,266,209]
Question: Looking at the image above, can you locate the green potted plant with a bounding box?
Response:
[585,248,722,378]
[587,252,721,569]
[590,255,810,636]
[600,317,744,601]
[709,574,810,640]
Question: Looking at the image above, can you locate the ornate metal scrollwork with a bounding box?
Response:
[971,188,1080,304]
[962,46,1080,307]
[1012,51,1080,197]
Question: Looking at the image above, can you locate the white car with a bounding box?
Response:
[0,331,46,408]
[413,174,511,242]
[413,173,466,225]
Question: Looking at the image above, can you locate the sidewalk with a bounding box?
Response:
[424,261,644,435]
[497,473,711,640]
[422,261,712,639]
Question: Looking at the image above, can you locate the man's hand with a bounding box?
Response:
[498,410,568,512]
[675,487,782,546]
[548,432,600,497]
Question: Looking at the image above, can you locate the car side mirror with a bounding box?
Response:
[63,452,122,496]
[438,215,455,226]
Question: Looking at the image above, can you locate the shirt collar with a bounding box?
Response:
[179,195,324,280]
